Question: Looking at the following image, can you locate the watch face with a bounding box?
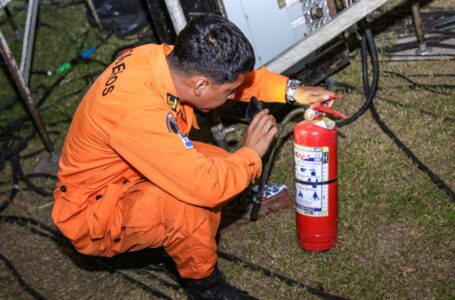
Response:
[288,79,303,89]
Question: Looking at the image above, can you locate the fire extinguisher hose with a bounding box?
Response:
[250,107,306,220]
[250,21,376,220]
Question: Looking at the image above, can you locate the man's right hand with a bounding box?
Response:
[243,109,278,158]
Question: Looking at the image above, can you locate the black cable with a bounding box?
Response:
[218,251,349,300]
[248,19,452,299]
[132,268,181,291]
[19,131,60,159]
[0,169,18,213]
[377,96,455,124]
[337,23,379,128]
[359,23,455,202]
[0,19,113,208]
[396,73,455,77]
[370,104,455,201]
[383,71,455,95]
[379,57,455,63]
[0,215,62,238]
[38,21,79,46]
[0,253,47,300]
[89,258,173,300]
[0,215,173,300]
[0,213,351,299]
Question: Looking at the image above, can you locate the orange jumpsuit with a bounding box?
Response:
[52,44,288,279]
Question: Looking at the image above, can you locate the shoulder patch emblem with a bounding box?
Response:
[167,93,179,111]
[165,113,193,149]
[166,113,178,133]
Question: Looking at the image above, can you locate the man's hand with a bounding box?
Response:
[243,109,278,158]
[293,86,336,106]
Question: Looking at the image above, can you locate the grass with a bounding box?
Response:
[0,0,454,299]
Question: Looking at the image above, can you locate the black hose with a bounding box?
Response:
[376,96,455,124]
[0,215,173,300]
[0,253,47,300]
[250,107,306,220]
[1,213,350,299]
[383,71,455,95]
[218,250,349,300]
[336,23,379,128]
[0,22,113,210]
[369,104,455,201]
[358,20,455,202]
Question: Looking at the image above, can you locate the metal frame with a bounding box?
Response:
[265,0,389,73]
[162,0,389,74]
[0,0,54,154]
[163,0,187,34]
[19,0,39,85]
[0,29,54,154]
[85,0,104,32]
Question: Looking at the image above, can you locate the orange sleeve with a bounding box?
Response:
[235,67,289,103]
[110,109,262,208]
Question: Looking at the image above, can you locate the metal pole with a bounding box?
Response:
[19,0,39,85]
[0,29,54,154]
[411,2,431,55]
[85,0,104,32]
[163,0,187,34]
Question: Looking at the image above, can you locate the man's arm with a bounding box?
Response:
[110,109,264,208]
[235,67,288,103]
[236,67,335,105]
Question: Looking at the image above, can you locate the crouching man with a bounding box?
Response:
[52,14,334,299]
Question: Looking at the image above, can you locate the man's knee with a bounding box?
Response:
[162,198,221,244]
[161,199,221,279]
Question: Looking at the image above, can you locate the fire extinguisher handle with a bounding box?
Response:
[310,101,348,120]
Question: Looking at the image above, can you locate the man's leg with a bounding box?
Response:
[113,142,256,298]
[115,181,221,279]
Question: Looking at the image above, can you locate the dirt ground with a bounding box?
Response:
[0,0,454,299]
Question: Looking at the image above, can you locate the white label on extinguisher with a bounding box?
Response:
[294,144,329,217]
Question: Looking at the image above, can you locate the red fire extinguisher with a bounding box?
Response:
[293,98,347,251]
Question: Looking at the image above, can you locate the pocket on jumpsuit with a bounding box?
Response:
[52,185,89,241]
[86,182,126,244]
[121,181,163,229]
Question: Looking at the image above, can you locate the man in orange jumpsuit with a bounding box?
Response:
[52,14,335,299]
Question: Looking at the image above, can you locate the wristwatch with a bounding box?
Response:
[285,79,304,104]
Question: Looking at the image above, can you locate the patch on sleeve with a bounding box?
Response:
[165,113,193,149]
[166,93,179,111]
[166,113,178,133]
[177,133,194,149]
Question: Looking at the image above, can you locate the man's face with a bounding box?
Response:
[192,74,246,112]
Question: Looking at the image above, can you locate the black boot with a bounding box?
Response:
[183,267,257,300]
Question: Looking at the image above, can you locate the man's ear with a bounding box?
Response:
[192,76,210,96]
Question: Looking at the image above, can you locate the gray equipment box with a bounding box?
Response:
[223,0,335,68]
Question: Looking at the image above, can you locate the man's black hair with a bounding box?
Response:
[168,14,255,84]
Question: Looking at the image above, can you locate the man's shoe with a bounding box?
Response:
[183,267,257,300]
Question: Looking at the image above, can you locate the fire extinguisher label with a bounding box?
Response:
[294,144,329,216]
